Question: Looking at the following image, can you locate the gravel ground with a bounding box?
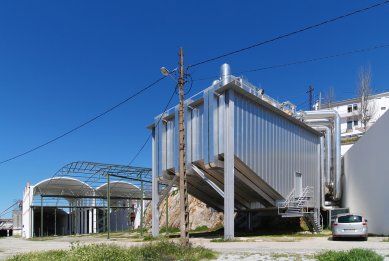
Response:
[0,235,388,260]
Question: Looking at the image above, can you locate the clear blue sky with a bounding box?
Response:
[1,1,388,216]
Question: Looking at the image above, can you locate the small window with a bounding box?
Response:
[354,120,358,126]
[381,107,386,110]
[347,105,352,113]
[353,104,358,111]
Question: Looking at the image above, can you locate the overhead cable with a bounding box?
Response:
[0,76,167,166]
[188,0,389,68]
[194,43,389,82]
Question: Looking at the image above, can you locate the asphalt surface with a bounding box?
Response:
[0,235,388,260]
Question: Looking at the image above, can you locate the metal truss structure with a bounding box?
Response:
[28,161,153,238]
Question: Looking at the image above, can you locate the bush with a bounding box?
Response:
[316,248,383,261]
[7,240,216,261]
[191,225,209,232]
[159,227,180,233]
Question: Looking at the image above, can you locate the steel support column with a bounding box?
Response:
[140,180,144,236]
[152,128,160,237]
[40,196,43,237]
[54,208,57,236]
[107,174,111,239]
[224,90,235,240]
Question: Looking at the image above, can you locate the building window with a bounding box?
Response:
[347,105,352,113]
[353,104,358,111]
[354,120,358,126]
[381,107,386,110]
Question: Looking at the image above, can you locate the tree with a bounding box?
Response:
[323,86,336,108]
[357,65,376,131]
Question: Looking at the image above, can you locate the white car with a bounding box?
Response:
[332,214,368,241]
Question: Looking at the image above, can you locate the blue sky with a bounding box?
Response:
[1,1,389,216]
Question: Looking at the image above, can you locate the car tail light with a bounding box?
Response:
[333,223,338,226]
[363,221,367,225]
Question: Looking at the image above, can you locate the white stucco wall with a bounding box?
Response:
[22,184,33,238]
[343,110,389,235]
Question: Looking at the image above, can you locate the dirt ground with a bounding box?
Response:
[0,234,388,260]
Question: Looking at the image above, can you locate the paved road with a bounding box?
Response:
[0,236,388,260]
[192,237,389,260]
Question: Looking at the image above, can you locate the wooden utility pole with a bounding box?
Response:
[307,84,314,110]
[178,47,189,246]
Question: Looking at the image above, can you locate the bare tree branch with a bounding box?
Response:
[357,65,376,131]
[323,86,336,108]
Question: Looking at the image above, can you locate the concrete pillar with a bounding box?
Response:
[224,90,235,240]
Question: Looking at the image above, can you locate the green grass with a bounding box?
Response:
[6,240,217,261]
[159,227,180,234]
[190,225,209,232]
[382,238,389,242]
[341,136,360,145]
[316,248,383,261]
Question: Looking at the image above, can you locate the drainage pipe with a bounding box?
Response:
[299,110,341,200]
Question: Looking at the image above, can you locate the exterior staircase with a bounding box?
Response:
[278,186,322,233]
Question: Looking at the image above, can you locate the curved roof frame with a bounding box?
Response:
[31,161,152,206]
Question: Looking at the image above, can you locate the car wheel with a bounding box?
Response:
[363,237,368,241]
[332,236,337,241]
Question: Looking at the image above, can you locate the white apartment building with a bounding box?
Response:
[319,91,389,137]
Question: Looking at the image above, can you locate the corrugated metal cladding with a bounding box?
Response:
[234,93,319,197]
[153,79,320,199]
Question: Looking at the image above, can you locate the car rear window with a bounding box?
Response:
[337,215,362,223]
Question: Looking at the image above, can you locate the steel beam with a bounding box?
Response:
[224,90,235,240]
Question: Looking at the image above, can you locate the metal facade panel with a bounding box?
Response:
[190,103,204,163]
[233,93,319,197]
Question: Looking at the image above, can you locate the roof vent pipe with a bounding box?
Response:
[220,63,231,86]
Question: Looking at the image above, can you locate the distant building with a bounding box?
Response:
[0,219,12,237]
[318,91,389,137]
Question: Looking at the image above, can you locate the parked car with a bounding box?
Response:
[332,214,368,241]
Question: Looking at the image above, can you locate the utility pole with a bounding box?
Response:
[178,47,189,246]
[307,84,314,110]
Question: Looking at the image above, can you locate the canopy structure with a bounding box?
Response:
[22,161,152,238]
[34,177,95,200]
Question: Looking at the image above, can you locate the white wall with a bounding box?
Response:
[343,110,389,235]
[22,184,33,238]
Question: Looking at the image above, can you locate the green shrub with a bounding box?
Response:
[159,227,180,233]
[191,225,209,232]
[7,240,216,261]
[316,248,383,261]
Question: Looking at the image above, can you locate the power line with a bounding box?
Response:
[188,0,389,68]
[0,200,20,217]
[128,85,178,166]
[194,43,389,82]
[0,76,167,166]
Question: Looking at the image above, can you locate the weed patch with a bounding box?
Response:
[7,240,216,261]
[316,248,383,261]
